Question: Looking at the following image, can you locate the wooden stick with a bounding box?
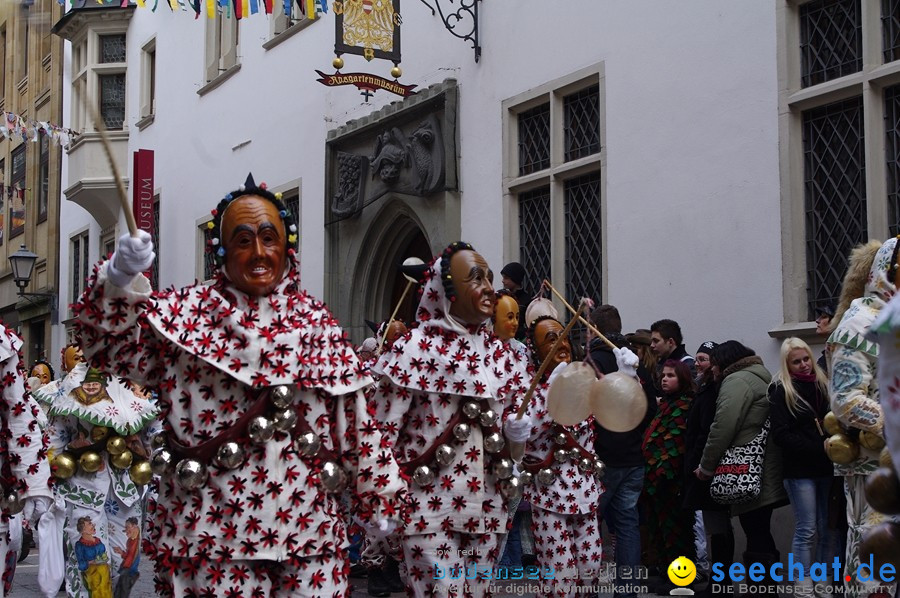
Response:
[77,86,138,237]
[378,280,413,351]
[542,279,617,350]
[515,302,586,419]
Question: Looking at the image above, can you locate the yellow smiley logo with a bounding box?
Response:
[667,556,697,587]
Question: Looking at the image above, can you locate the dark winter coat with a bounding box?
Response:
[682,379,728,511]
[769,378,834,479]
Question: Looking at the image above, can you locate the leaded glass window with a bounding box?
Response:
[99,74,125,130]
[71,237,80,304]
[564,172,602,308]
[518,186,551,294]
[286,194,300,248]
[202,224,216,281]
[99,34,126,64]
[884,0,900,62]
[564,86,600,162]
[518,104,550,176]
[886,84,900,236]
[800,0,862,88]
[803,96,866,319]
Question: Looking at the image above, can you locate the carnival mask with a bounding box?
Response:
[30,363,51,386]
[534,318,572,372]
[384,320,408,347]
[221,195,287,297]
[448,250,495,326]
[494,295,519,341]
[63,345,84,373]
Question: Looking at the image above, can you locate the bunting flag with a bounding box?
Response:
[61,0,324,18]
[0,112,77,147]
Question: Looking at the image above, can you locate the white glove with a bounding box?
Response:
[107,230,155,288]
[22,496,52,525]
[614,347,639,378]
[26,376,42,392]
[365,517,399,538]
[504,413,533,443]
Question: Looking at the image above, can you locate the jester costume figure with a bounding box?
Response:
[74,176,406,597]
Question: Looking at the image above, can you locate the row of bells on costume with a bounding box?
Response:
[51,427,152,486]
[148,385,348,493]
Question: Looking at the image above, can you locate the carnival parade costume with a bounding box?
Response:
[0,324,52,597]
[368,245,530,598]
[74,180,406,597]
[33,361,158,598]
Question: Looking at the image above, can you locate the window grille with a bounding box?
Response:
[99,74,126,130]
[71,237,80,304]
[38,131,48,222]
[286,194,300,248]
[518,186,551,294]
[518,104,550,176]
[886,84,900,235]
[99,34,126,63]
[803,96,867,319]
[883,0,900,62]
[202,225,216,281]
[564,86,600,162]
[800,0,862,88]
[564,172,602,309]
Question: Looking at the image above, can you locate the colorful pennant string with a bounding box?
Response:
[0,112,78,146]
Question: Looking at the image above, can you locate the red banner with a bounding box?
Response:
[132,149,154,237]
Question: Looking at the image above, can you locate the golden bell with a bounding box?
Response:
[825,433,860,465]
[106,436,127,456]
[110,450,133,470]
[860,522,900,572]
[333,57,344,70]
[79,452,103,473]
[390,66,402,79]
[91,426,110,442]
[52,452,77,480]
[865,467,900,515]
[823,412,842,436]
[129,460,153,486]
[860,430,887,451]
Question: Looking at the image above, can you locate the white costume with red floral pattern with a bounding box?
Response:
[75,257,406,598]
[521,375,602,598]
[0,325,52,597]
[368,259,529,598]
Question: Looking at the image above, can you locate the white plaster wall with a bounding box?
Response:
[60,0,785,366]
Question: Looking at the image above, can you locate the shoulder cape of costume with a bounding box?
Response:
[135,258,370,396]
[34,362,159,436]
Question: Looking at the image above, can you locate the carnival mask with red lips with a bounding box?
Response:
[221,195,287,297]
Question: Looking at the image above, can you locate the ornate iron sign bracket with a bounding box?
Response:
[418,0,480,62]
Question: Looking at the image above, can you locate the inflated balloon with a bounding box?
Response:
[524,298,559,330]
[590,372,647,433]
[546,362,595,426]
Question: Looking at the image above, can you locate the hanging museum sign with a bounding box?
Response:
[315,70,417,99]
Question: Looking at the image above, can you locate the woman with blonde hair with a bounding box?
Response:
[769,337,836,597]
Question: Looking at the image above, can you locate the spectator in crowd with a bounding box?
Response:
[769,337,837,598]
[642,359,695,594]
[500,261,529,340]
[814,304,834,374]
[650,319,696,382]
[697,341,787,598]
[587,306,656,598]
[683,341,732,598]
[626,329,657,392]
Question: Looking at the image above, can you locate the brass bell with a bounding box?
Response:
[519,471,534,486]
[493,458,514,480]
[106,436,127,456]
[110,450,133,470]
[129,460,153,486]
[295,432,321,457]
[320,461,347,492]
[79,452,102,474]
[453,423,472,441]
[579,457,594,472]
[271,385,294,409]
[175,459,208,491]
[593,460,607,480]
[554,449,570,463]
[860,430,887,451]
[150,433,167,449]
[52,452,77,480]
[215,442,245,470]
[484,432,505,454]
[553,432,568,446]
[413,465,435,487]
[479,409,498,427]
[91,426,110,442]
[536,468,556,485]
[462,402,481,419]
[150,448,175,476]
[271,409,298,433]
[500,477,523,500]
[435,444,456,467]
[2,492,23,515]
[248,416,275,445]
